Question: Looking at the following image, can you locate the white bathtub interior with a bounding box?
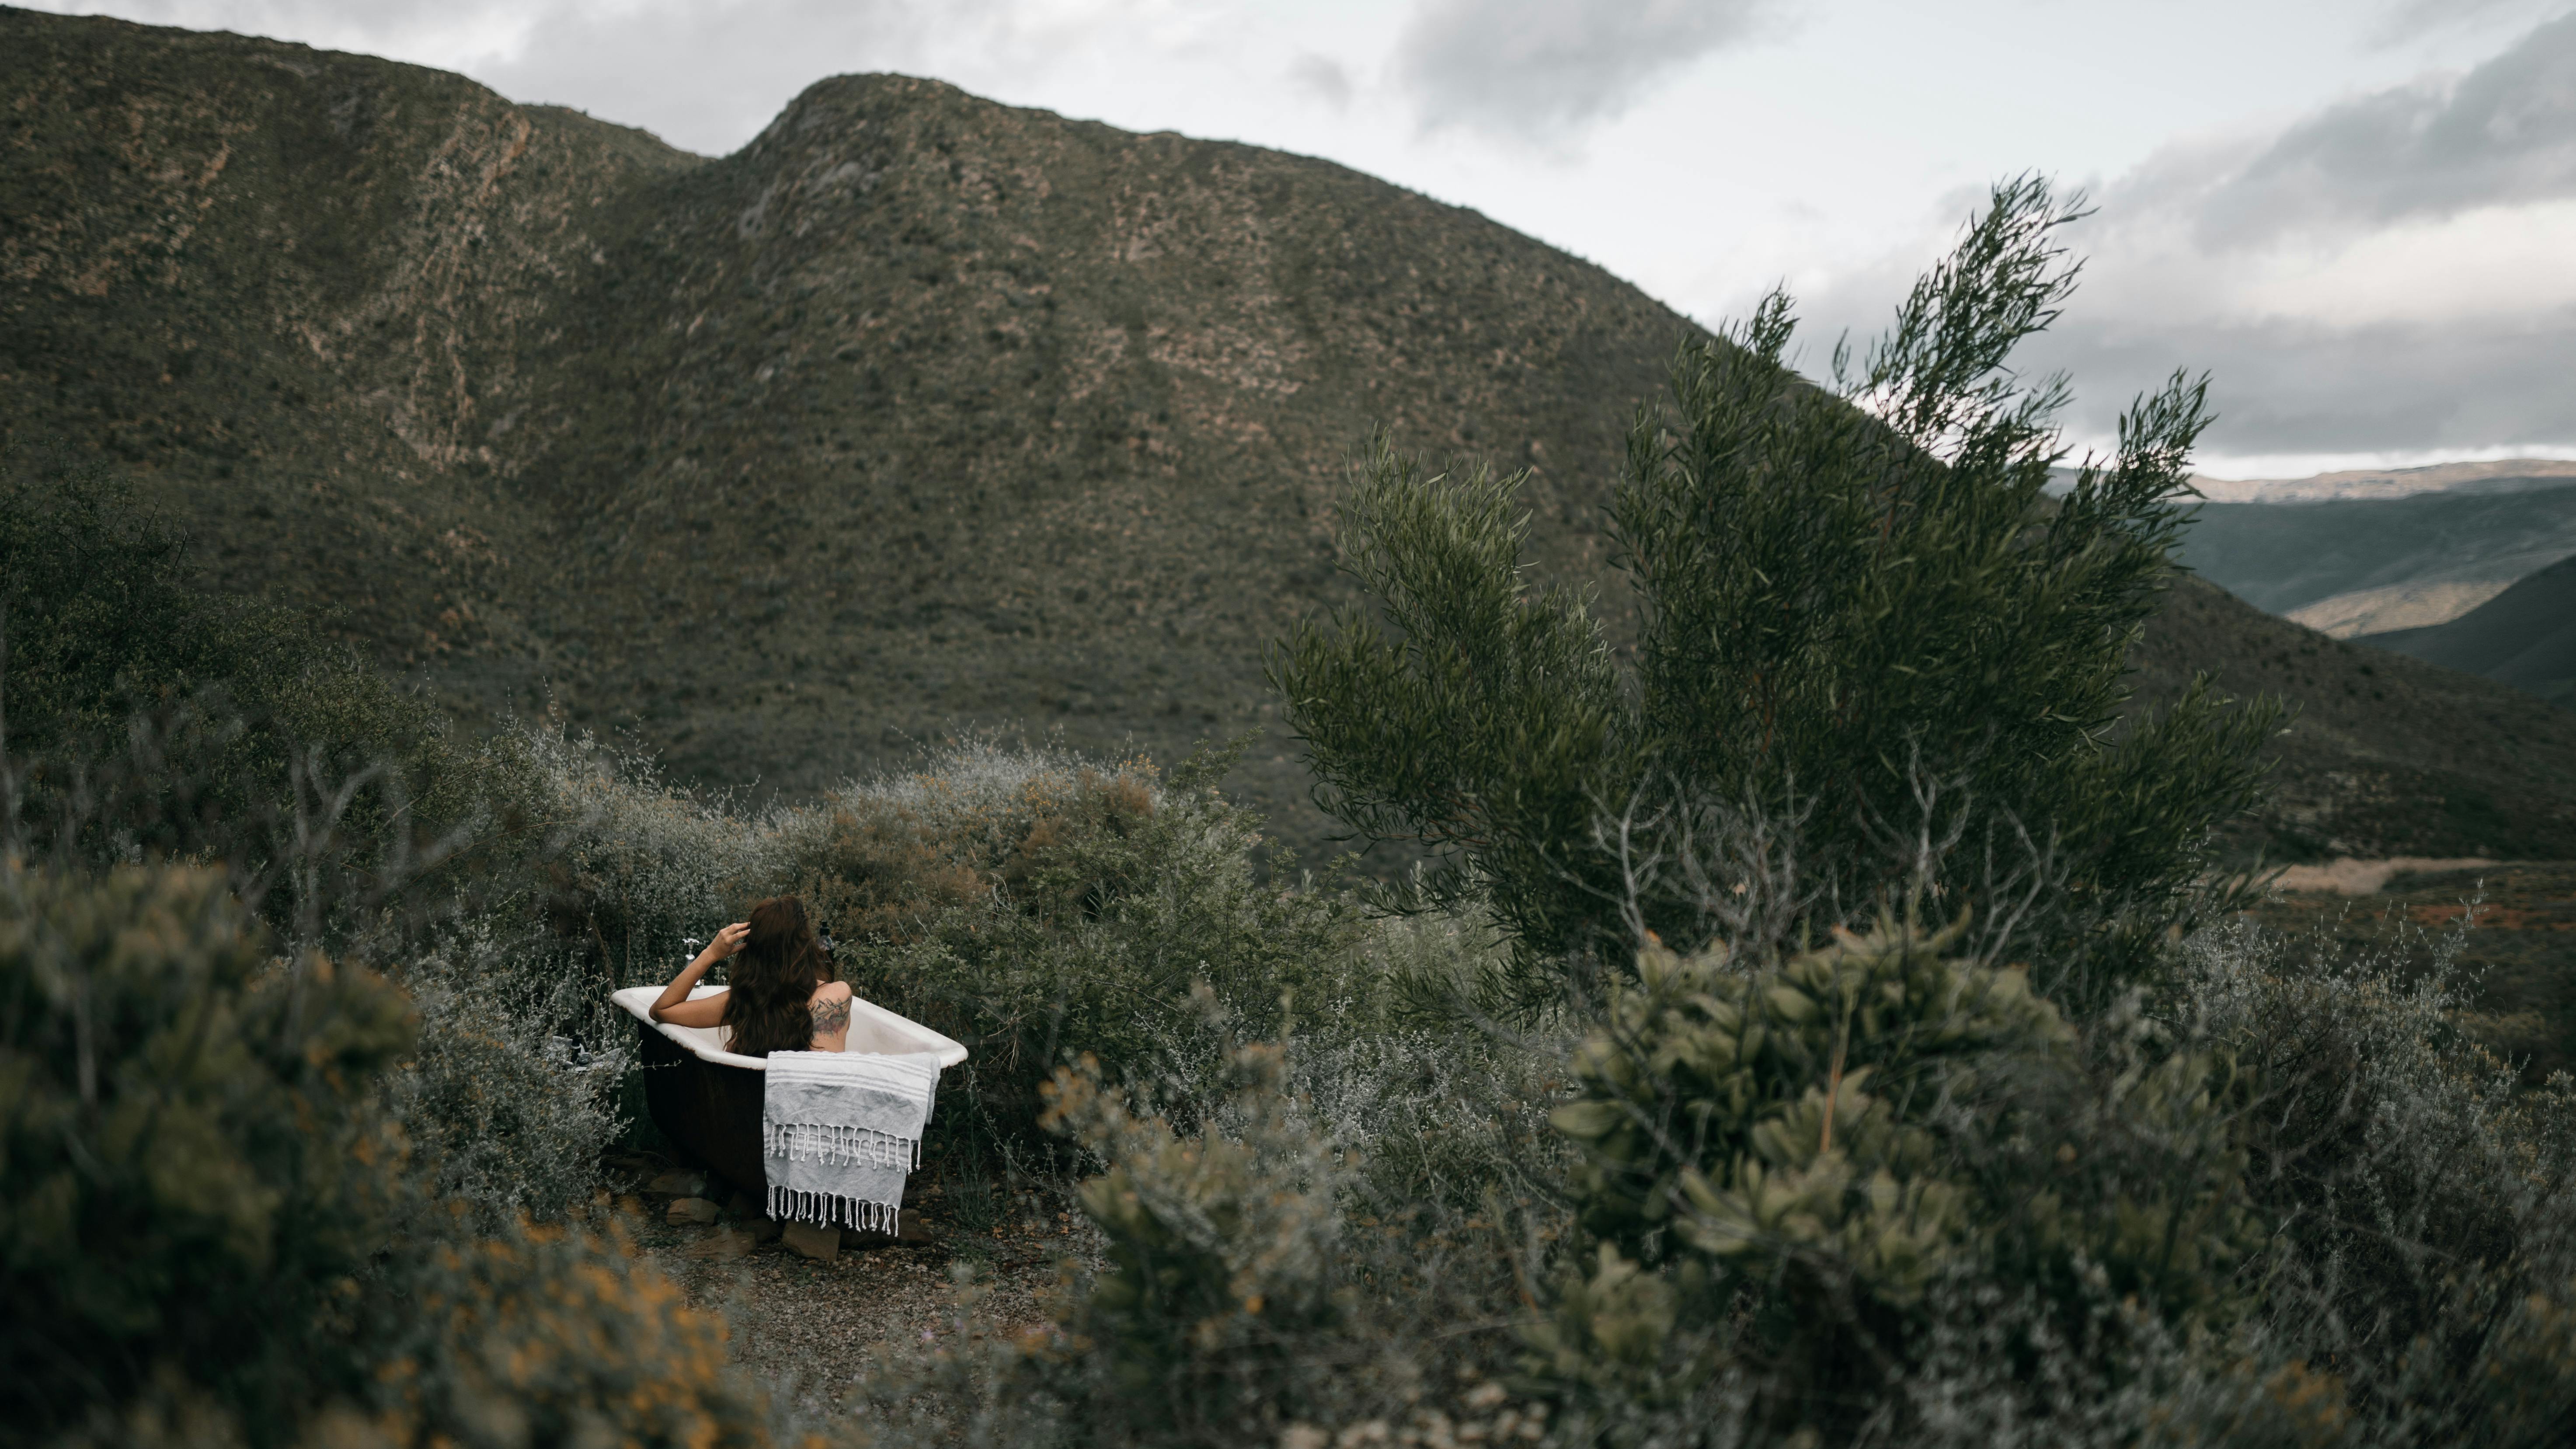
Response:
[609,984,968,1069]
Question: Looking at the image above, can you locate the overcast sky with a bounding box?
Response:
[26,0,2576,477]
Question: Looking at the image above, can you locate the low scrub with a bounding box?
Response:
[833,881,2576,1449]
[500,726,1386,1160]
[810,738,1378,1147]
[0,864,779,1449]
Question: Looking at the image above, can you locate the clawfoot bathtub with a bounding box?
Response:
[609,984,968,1201]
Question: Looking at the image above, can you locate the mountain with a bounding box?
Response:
[2135,575,2576,860]
[0,9,700,681]
[2173,483,2576,634]
[0,6,1682,862]
[2363,556,2576,708]
[6,7,2572,864]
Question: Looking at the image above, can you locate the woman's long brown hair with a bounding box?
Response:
[724,897,835,1056]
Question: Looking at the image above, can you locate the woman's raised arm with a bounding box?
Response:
[649,921,749,1027]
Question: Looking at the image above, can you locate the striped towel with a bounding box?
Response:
[761,1049,943,1233]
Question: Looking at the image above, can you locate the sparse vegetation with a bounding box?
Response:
[2236,863,2576,1082]
[9,476,2576,1448]
[4,17,2575,1446]
[15,6,2567,873]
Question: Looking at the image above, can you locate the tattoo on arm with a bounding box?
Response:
[809,995,850,1038]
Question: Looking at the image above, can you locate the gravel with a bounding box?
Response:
[624,1180,1096,1418]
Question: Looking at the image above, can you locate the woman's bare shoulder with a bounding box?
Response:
[812,979,853,1002]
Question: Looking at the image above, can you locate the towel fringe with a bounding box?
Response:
[760,1050,938,1238]
[766,1184,903,1234]
[762,1121,923,1170]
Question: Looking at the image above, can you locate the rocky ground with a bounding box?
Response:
[606,1154,1098,1418]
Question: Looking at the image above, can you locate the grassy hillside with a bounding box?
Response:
[1,7,1692,862]
[7,7,2568,864]
[2133,574,2576,860]
[2363,555,2576,707]
[0,9,703,656]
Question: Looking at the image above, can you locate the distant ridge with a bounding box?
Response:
[2190,458,2576,503]
[2174,482,2576,623]
[2363,556,2576,708]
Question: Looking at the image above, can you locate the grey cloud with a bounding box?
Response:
[1395,0,1770,145]
[1770,15,2576,460]
[2046,14,2576,455]
[472,0,949,156]
[42,0,979,157]
[2015,305,2576,459]
[2374,0,2562,42]
[1784,208,2576,460]
[2154,10,2576,248]
[1288,52,1354,111]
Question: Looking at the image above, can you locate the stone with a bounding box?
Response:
[745,1216,784,1244]
[834,1209,931,1250]
[685,1230,754,1260]
[782,1222,839,1262]
[647,1171,706,1198]
[665,1196,721,1226]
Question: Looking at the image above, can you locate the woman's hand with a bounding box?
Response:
[692,921,750,970]
[652,921,749,1023]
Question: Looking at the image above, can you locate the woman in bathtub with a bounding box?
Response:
[648,895,852,1054]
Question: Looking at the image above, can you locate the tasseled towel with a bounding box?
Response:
[761,1049,943,1233]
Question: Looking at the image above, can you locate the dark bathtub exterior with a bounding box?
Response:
[637,1021,769,1200]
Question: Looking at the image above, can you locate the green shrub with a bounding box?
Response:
[1272,178,2277,1017]
[0,861,791,1449]
[2179,916,2576,1446]
[839,999,1560,1449]
[508,725,815,987]
[387,916,635,1229]
[331,1216,777,1449]
[1039,1033,1350,1428]
[0,864,415,1440]
[1532,917,2262,1440]
[806,739,1374,1148]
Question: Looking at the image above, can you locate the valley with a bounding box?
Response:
[2174,476,2576,631]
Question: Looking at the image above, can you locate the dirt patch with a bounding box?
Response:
[2270,856,2498,895]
